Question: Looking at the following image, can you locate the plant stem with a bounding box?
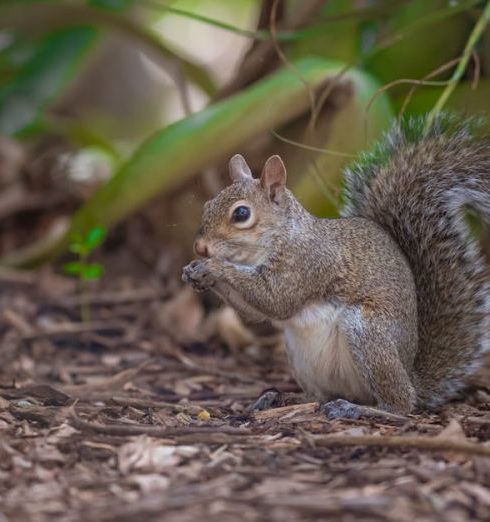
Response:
[80,254,90,325]
[80,279,90,325]
[425,0,490,132]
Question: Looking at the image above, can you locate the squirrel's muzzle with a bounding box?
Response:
[194,238,209,258]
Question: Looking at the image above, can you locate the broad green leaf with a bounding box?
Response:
[0,57,392,266]
[88,0,136,10]
[63,261,83,276]
[82,263,105,280]
[65,57,391,245]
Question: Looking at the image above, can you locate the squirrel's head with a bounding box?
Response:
[194,154,290,265]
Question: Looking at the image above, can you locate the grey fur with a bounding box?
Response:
[343,116,490,407]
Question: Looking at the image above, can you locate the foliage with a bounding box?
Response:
[63,57,391,245]
[1,0,490,266]
[63,225,107,322]
[63,226,107,281]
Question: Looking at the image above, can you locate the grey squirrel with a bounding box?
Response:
[182,115,490,414]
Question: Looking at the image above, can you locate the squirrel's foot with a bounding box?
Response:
[182,259,216,292]
[322,398,408,425]
[247,388,282,412]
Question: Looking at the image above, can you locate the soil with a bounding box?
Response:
[1,136,490,521]
[1,268,490,522]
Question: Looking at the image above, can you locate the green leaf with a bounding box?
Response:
[65,57,392,240]
[0,27,97,136]
[0,57,393,267]
[288,0,361,63]
[63,261,83,276]
[143,2,278,42]
[85,226,107,251]
[0,2,217,102]
[88,0,135,11]
[365,0,476,89]
[81,263,104,280]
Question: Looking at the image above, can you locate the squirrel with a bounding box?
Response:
[182,115,490,414]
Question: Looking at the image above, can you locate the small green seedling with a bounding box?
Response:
[63,226,107,322]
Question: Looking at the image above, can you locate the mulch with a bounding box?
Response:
[1,270,490,522]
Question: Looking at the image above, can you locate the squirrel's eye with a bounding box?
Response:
[231,205,251,223]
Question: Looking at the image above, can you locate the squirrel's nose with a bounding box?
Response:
[194,238,209,257]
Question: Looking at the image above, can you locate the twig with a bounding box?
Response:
[159,343,264,385]
[464,415,490,426]
[471,48,481,90]
[399,57,462,117]
[270,130,356,157]
[110,395,204,415]
[312,434,490,457]
[216,0,326,99]
[269,0,316,130]
[21,320,126,340]
[254,402,318,420]
[62,360,151,393]
[3,309,34,336]
[425,0,490,131]
[55,287,168,308]
[308,69,351,133]
[70,414,252,438]
[366,78,450,119]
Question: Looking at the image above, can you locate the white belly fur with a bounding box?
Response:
[280,303,373,403]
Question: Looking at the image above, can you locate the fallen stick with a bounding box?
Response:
[311,434,490,457]
[110,395,204,415]
[62,360,151,393]
[21,320,126,340]
[70,414,252,438]
[56,287,168,308]
[254,402,318,420]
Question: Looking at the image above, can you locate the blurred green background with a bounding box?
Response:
[1,0,489,269]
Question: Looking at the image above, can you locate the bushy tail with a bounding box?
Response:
[342,115,490,407]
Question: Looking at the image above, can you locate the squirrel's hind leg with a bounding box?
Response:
[340,307,417,415]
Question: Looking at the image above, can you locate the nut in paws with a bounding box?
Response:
[182,259,216,292]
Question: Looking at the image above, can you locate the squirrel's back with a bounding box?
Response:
[342,115,490,407]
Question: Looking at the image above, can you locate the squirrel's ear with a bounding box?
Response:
[260,155,287,204]
[229,154,253,183]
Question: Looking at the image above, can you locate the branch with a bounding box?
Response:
[312,434,490,457]
[425,1,490,130]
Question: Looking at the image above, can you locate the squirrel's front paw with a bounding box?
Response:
[182,259,216,292]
